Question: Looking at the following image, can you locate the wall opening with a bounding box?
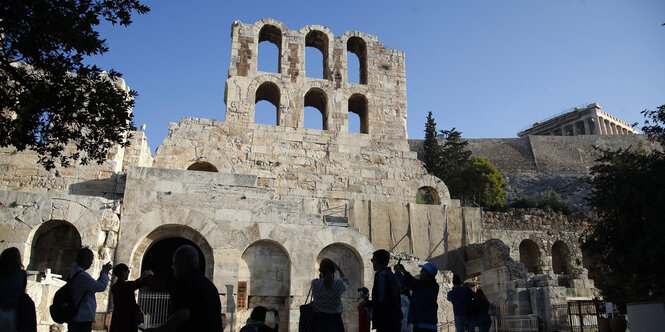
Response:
[519,239,542,274]
[552,241,571,274]
[316,243,364,331]
[348,94,368,134]
[258,25,281,73]
[255,81,280,126]
[416,186,440,205]
[238,240,290,330]
[304,88,327,130]
[347,37,367,84]
[187,161,218,172]
[305,30,329,79]
[141,237,206,292]
[28,220,81,277]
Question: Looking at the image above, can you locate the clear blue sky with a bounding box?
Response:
[88,0,665,152]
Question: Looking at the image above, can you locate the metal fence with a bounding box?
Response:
[551,300,604,332]
[137,291,171,328]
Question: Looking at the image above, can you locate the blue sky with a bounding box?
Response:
[88,0,665,152]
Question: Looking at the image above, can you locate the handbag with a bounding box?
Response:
[298,283,314,332]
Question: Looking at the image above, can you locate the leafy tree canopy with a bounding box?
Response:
[582,104,665,301]
[0,0,149,169]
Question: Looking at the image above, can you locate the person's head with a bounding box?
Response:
[418,262,438,281]
[0,247,23,278]
[250,306,267,322]
[371,250,390,271]
[319,258,335,276]
[112,263,130,281]
[452,274,462,286]
[358,287,369,299]
[172,245,199,279]
[76,248,94,270]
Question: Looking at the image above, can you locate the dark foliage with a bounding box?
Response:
[0,0,149,169]
[581,104,665,301]
[423,111,441,175]
[507,189,573,215]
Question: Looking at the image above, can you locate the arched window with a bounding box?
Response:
[552,241,571,274]
[187,161,218,172]
[255,82,280,126]
[29,220,81,277]
[258,25,281,73]
[347,37,367,84]
[348,94,368,134]
[304,88,327,130]
[305,30,329,79]
[416,186,440,205]
[519,239,542,274]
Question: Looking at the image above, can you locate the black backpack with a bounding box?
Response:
[50,270,85,323]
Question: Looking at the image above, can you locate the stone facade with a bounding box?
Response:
[0,19,603,332]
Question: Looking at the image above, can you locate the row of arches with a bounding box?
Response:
[518,239,572,275]
[256,24,368,84]
[255,82,369,133]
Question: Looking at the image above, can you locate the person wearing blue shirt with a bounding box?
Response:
[359,250,402,332]
[446,275,475,332]
[69,248,112,332]
[395,262,439,332]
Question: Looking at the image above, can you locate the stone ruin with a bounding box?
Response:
[0,19,601,331]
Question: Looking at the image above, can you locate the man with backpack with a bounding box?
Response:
[68,248,112,332]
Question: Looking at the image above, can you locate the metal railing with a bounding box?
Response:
[549,300,604,332]
[491,303,538,332]
[137,291,171,328]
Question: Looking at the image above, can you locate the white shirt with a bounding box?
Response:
[310,278,349,314]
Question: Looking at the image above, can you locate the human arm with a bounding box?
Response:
[126,270,153,290]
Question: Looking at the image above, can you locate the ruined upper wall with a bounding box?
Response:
[224,19,408,138]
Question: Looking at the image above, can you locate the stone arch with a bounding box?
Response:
[257,24,282,73]
[304,88,328,130]
[130,224,214,281]
[238,240,291,329]
[346,36,367,84]
[141,237,207,292]
[255,81,281,126]
[416,186,440,205]
[187,161,218,172]
[27,219,81,277]
[552,240,571,274]
[316,243,363,332]
[412,174,450,205]
[304,29,330,79]
[348,93,368,134]
[519,239,542,274]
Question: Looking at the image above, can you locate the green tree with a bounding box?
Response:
[0,0,150,169]
[581,104,665,300]
[438,127,472,180]
[423,111,441,175]
[446,156,507,207]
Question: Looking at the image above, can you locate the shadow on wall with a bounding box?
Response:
[68,173,125,198]
[430,239,525,281]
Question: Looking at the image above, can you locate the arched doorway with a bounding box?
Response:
[552,241,571,275]
[187,161,218,172]
[316,243,364,331]
[238,240,290,331]
[519,239,542,274]
[28,220,81,277]
[141,237,206,292]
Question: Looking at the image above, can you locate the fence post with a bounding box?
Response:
[568,302,574,332]
[578,301,584,332]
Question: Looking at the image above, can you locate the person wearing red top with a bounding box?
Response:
[109,264,153,332]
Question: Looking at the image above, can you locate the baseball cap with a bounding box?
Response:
[418,262,438,276]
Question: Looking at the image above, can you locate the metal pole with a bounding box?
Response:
[568,302,574,332]
[578,301,584,332]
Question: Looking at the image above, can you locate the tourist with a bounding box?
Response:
[470,289,491,332]
[357,287,370,332]
[145,245,222,332]
[359,249,402,332]
[446,275,475,332]
[109,264,153,332]
[69,248,112,332]
[311,258,349,332]
[395,262,439,332]
[239,306,278,332]
[0,247,36,332]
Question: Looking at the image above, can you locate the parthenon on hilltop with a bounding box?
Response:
[518,103,638,137]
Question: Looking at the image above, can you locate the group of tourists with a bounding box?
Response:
[1,245,491,332]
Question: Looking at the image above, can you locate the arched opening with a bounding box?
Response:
[347,37,367,84]
[519,239,542,274]
[28,220,81,277]
[316,243,363,331]
[258,25,281,73]
[305,30,329,79]
[304,88,327,130]
[187,161,218,172]
[552,241,571,274]
[255,81,280,126]
[238,240,290,329]
[348,94,368,134]
[140,237,206,292]
[416,186,440,205]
